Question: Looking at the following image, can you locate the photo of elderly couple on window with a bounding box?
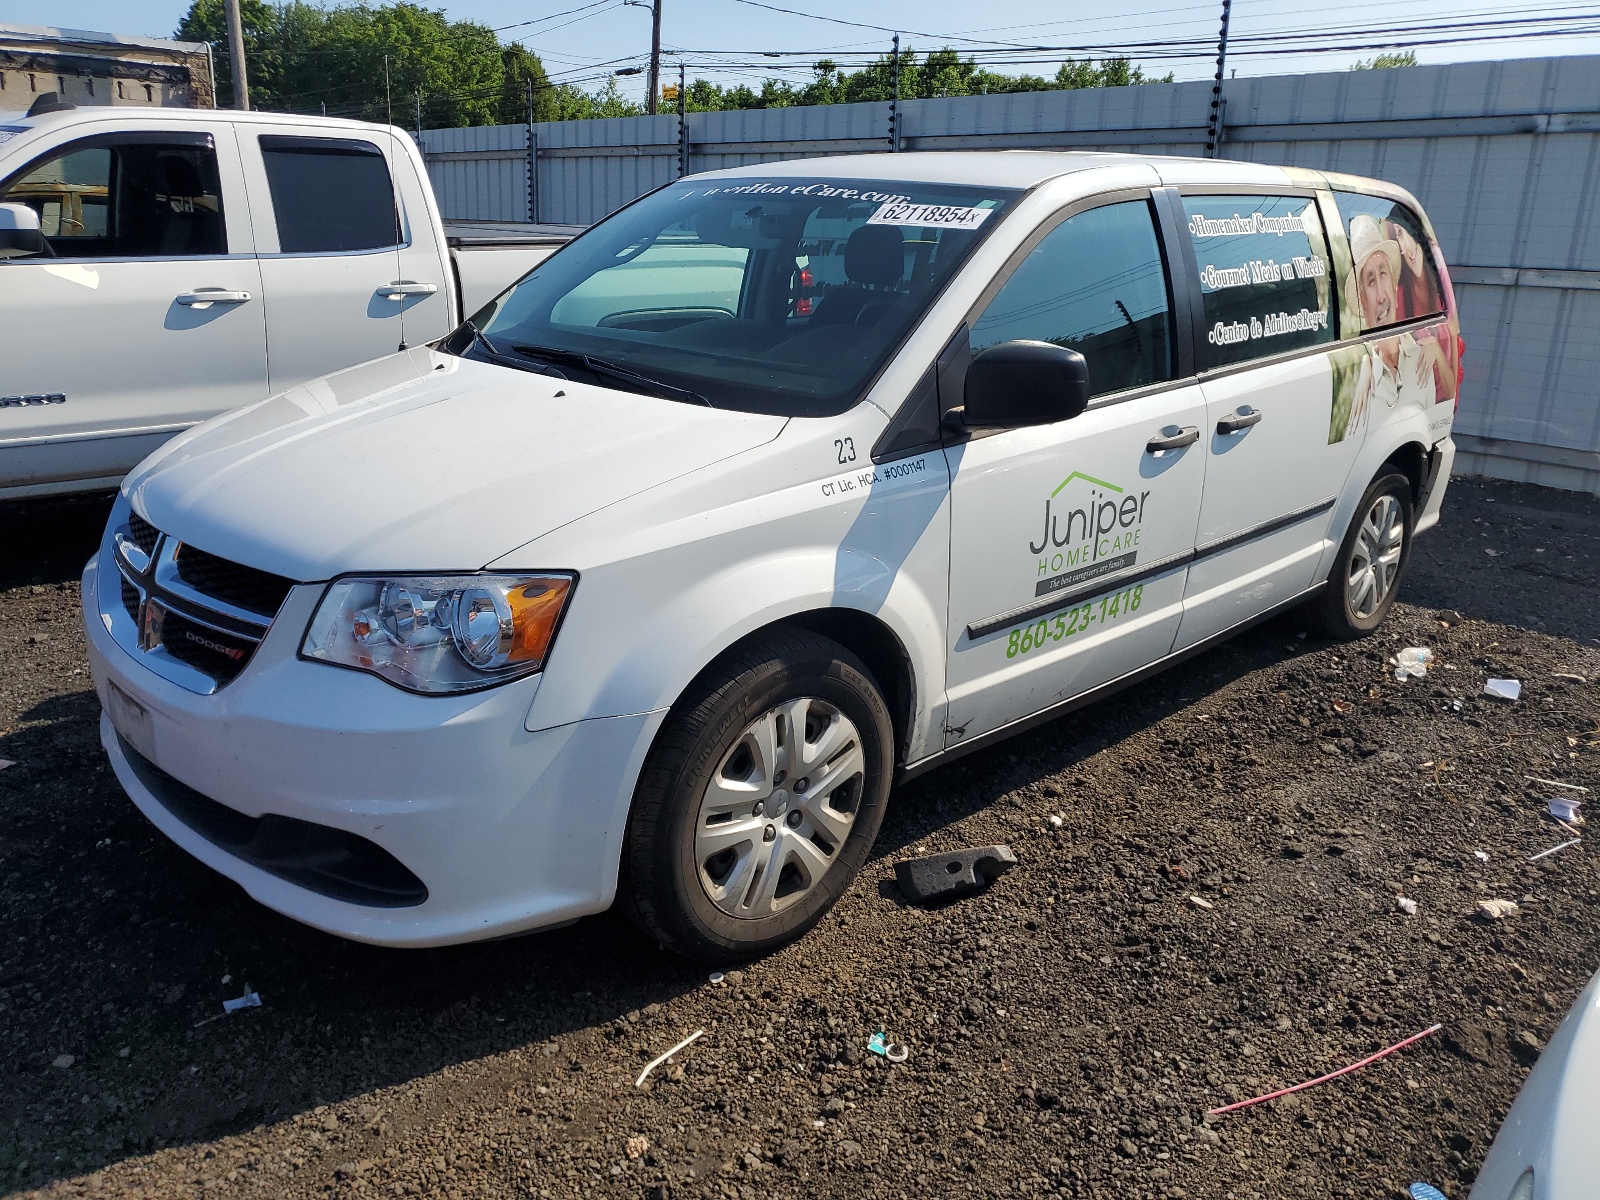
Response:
[1329,195,1458,444]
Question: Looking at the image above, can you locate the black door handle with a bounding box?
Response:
[1146,425,1200,453]
[1217,407,1263,435]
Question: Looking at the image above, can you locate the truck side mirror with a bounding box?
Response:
[0,203,49,259]
[955,339,1090,428]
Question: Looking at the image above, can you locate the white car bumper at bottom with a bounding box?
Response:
[83,551,665,948]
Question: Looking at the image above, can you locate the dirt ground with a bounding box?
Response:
[2,475,1597,1200]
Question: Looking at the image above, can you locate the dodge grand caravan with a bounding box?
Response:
[83,152,1461,962]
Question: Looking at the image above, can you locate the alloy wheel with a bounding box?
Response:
[1346,492,1404,619]
[693,697,865,919]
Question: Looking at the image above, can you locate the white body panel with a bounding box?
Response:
[0,108,559,500]
[78,150,1460,947]
[1472,967,1600,1200]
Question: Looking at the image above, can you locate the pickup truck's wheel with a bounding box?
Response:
[1312,469,1414,639]
[621,630,893,962]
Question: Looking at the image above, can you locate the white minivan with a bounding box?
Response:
[82,152,1462,961]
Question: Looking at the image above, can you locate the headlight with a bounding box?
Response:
[300,573,575,694]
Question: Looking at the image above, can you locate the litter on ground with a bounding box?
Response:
[1484,678,1522,701]
[1393,647,1434,680]
[1548,796,1585,824]
[1528,776,1589,793]
[1474,850,1490,862]
[1529,839,1581,863]
[1187,895,1215,910]
[1409,1183,1449,1200]
[1477,899,1521,920]
[223,989,262,1014]
[0,759,14,771]
[894,844,1017,903]
[866,1032,909,1062]
[1396,897,1418,915]
[634,1029,704,1088]
[1208,1024,1443,1115]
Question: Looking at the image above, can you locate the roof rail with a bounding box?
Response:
[26,92,76,118]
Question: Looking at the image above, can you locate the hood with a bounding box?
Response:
[126,350,787,580]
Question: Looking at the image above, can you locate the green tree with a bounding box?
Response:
[175,1,551,127]
[1351,50,1419,69]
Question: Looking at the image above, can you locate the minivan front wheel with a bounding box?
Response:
[621,629,893,962]
[1312,469,1414,638]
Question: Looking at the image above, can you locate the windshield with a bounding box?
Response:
[449,176,1020,415]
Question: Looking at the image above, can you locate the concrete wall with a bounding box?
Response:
[420,55,1600,492]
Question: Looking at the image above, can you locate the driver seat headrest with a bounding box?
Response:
[844,224,904,287]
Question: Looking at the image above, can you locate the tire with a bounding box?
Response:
[620,629,894,963]
[1311,469,1415,639]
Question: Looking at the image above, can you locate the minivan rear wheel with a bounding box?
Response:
[620,629,893,962]
[1311,469,1414,639]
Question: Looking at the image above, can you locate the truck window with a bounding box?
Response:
[1331,190,1446,332]
[0,134,225,259]
[970,199,1174,398]
[1182,193,1334,369]
[259,135,398,254]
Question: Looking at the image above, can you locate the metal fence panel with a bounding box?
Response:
[420,54,1600,491]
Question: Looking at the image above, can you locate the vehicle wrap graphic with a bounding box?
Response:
[1029,471,1149,599]
[1328,190,1458,444]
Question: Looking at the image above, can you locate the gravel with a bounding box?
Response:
[1,475,1597,1200]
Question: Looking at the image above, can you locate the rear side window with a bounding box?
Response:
[971,199,1174,398]
[1183,194,1333,369]
[259,135,397,254]
[1332,190,1446,333]
[0,134,225,258]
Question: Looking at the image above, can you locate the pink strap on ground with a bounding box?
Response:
[1208,1023,1444,1115]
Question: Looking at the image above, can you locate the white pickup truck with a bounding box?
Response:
[0,93,573,500]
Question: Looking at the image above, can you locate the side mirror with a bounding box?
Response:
[0,203,48,259]
[957,340,1090,428]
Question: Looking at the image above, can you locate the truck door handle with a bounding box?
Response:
[1217,406,1263,435]
[380,280,438,300]
[176,288,252,307]
[1146,425,1200,453]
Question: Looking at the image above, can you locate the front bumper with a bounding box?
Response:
[84,550,666,947]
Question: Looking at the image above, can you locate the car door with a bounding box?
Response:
[240,126,445,392]
[0,124,265,493]
[1168,189,1349,651]
[943,195,1207,747]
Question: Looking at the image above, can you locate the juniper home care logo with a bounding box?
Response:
[1030,472,1149,599]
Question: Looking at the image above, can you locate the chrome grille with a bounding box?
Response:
[106,511,297,695]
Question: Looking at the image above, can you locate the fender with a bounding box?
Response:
[502,415,954,764]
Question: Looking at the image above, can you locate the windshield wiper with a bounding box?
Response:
[511,344,713,408]
[460,325,537,372]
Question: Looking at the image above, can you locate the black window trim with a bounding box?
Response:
[0,129,230,264]
[255,132,404,257]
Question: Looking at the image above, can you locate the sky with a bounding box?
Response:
[4,0,1599,106]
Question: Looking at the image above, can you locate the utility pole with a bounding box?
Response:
[677,60,689,176]
[648,0,663,116]
[384,54,392,126]
[414,90,422,140]
[526,78,537,223]
[888,33,901,152]
[223,0,249,110]
[1205,0,1232,159]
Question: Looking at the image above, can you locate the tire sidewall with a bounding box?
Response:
[650,640,893,957]
[1330,472,1415,635]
